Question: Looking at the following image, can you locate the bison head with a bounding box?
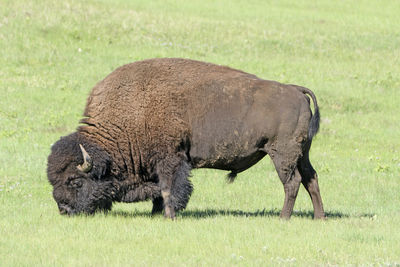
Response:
[47,133,116,215]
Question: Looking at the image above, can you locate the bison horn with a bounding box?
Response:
[77,144,92,173]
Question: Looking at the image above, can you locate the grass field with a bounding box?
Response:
[1,0,400,265]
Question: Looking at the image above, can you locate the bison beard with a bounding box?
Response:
[47,58,325,219]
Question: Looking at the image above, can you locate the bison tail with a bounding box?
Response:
[308,103,320,140]
[292,85,320,140]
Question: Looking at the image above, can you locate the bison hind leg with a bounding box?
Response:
[298,141,325,219]
[267,140,303,219]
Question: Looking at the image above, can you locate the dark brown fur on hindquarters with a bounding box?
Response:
[47,58,324,219]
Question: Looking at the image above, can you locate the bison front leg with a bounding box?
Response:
[161,190,175,219]
[156,155,193,219]
[151,197,164,215]
[157,160,176,219]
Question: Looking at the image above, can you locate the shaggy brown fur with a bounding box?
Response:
[47,58,325,219]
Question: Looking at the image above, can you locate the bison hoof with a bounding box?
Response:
[314,214,327,220]
[164,206,176,220]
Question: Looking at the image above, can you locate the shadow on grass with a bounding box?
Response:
[109,208,371,219]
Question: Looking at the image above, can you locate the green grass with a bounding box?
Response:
[1,0,400,265]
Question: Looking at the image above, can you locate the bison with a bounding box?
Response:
[47,58,325,219]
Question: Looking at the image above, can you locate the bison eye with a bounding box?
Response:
[67,178,83,189]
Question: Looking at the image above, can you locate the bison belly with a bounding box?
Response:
[188,101,271,173]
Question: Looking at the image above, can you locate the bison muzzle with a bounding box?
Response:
[47,58,325,219]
